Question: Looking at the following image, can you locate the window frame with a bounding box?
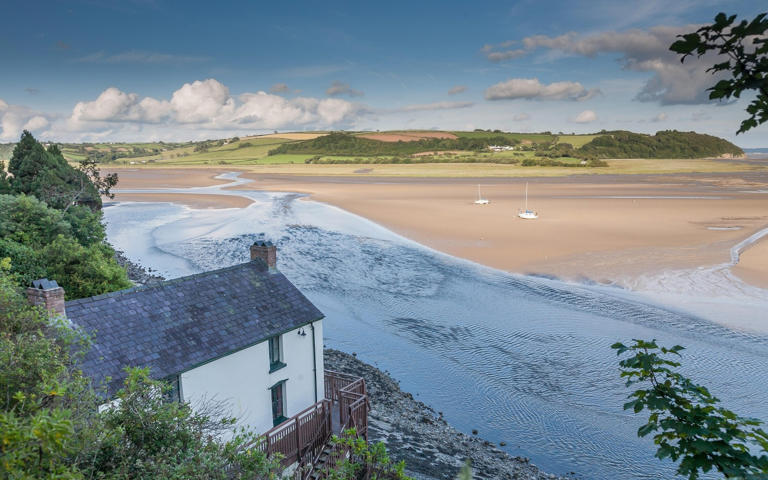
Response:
[268,335,286,373]
[270,380,287,426]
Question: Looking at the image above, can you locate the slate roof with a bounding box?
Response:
[66,260,324,397]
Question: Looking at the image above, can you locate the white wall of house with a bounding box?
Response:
[180,320,324,436]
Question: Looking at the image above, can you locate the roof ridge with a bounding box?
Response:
[65,259,269,306]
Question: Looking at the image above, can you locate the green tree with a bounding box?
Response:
[612,339,768,479]
[40,235,131,300]
[0,263,282,479]
[0,195,130,298]
[8,131,116,211]
[671,12,768,134]
[0,160,11,194]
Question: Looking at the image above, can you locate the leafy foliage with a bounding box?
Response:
[0,131,130,300]
[0,267,283,479]
[670,12,768,134]
[578,130,743,159]
[8,131,117,211]
[0,194,130,299]
[612,339,768,479]
[269,132,518,156]
[325,428,411,480]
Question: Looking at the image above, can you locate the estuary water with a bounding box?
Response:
[104,179,768,479]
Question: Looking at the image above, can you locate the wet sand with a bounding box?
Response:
[106,168,234,188]
[113,192,252,209]
[107,168,768,290]
[733,240,768,289]
[240,173,768,290]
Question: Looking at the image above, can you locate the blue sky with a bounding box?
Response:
[0,0,765,146]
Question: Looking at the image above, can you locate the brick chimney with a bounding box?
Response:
[250,240,277,269]
[27,279,66,319]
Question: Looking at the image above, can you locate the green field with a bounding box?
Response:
[555,134,603,148]
[451,131,557,144]
[2,130,753,177]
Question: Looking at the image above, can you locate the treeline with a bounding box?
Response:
[269,132,519,156]
[577,130,744,159]
[0,131,129,299]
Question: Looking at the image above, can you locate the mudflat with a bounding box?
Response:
[106,167,768,290]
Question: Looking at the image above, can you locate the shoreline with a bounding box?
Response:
[237,173,768,292]
[104,168,768,291]
[107,256,557,478]
[324,349,570,480]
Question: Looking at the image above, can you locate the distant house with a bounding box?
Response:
[488,145,515,152]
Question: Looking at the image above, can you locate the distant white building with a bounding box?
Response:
[488,145,515,152]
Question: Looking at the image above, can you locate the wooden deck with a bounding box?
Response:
[247,370,370,480]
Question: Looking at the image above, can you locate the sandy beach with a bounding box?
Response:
[109,168,768,290]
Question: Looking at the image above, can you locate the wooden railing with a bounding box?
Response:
[315,370,371,478]
[243,370,370,480]
[250,398,332,474]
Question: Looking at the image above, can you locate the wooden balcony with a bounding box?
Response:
[247,370,370,479]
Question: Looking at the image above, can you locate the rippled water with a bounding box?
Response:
[104,186,768,480]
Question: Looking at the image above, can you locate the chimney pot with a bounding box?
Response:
[26,279,67,319]
[250,240,277,269]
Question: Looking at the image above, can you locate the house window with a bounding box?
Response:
[270,381,287,426]
[268,335,286,372]
[163,375,182,403]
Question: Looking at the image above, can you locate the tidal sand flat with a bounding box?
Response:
[240,173,768,291]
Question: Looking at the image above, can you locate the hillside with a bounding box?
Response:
[0,130,745,172]
[578,130,744,159]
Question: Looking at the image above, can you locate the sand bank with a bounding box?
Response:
[733,240,768,289]
[238,173,768,289]
[112,192,252,209]
[105,168,236,188]
[104,167,768,290]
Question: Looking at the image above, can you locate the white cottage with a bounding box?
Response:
[31,241,326,435]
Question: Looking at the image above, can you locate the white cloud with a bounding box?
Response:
[485,78,601,101]
[71,87,172,123]
[326,81,364,97]
[50,78,368,141]
[0,102,52,141]
[513,113,530,121]
[572,110,598,123]
[482,25,730,105]
[171,79,235,123]
[23,116,49,131]
[448,85,467,95]
[399,101,473,112]
[651,112,668,122]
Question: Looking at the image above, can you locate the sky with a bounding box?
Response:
[0,0,765,147]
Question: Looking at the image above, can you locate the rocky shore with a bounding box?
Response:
[113,250,165,286]
[324,349,572,480]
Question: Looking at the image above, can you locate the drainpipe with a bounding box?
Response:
[311,321,318,403]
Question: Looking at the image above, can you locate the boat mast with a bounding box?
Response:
[525,182,528,210]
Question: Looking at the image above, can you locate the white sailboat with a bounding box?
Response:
[474,184,489,205]
[517,182,538,219]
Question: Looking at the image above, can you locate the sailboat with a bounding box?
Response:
[474,184,490,205]
[517,182,538,219]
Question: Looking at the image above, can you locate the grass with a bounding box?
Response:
[451,131,557,144]
[111,157,765,178]
[555,134,603,148]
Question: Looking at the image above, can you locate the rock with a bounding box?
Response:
[113,249,165,286]
[323,349,571,480]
